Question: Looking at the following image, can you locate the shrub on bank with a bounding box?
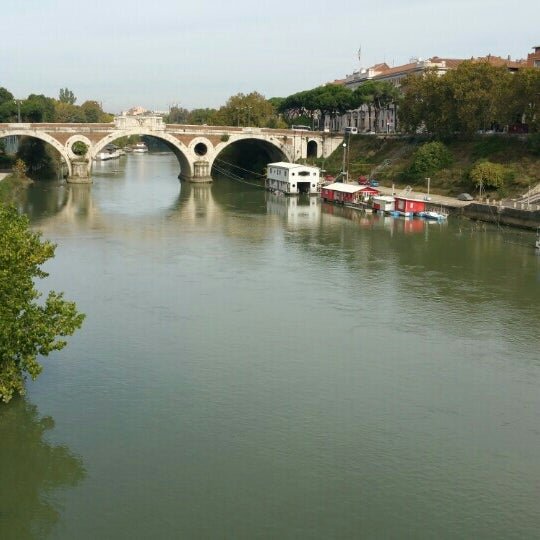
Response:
[407,141,453,179]
[469,160,507,189]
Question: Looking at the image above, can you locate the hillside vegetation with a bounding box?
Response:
[313,134,540,199]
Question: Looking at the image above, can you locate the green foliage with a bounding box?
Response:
[400,69,457,136]
[0,87,14,105]
[0,206,85,403]
[527,133,540,156]
[80,100,103,122]
[472,135,511,158]
[13,159,27,178]
[210,91,281,127]
[280,84,354,121]
[398,61,533,137]
[408,141,453,177]
[220,134,230,142]
[72,141,88,156]
[22,94,56,122]
[469,160,506,189]
[188,108,217,125]
[59,88,76,105]
[507,68,540,132]
[165,106,190,124]
[16,138,58,179]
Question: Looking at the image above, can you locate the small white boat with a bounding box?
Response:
[132,142,148,153]
[535,227,540,250]
[420,211,448,221]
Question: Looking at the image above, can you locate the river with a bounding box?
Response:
[1,152,539,539]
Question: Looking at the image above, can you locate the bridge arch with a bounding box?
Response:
[210,134,290,178]
[91,129,193,178]
[0,129,73,177]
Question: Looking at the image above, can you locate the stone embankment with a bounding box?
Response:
[462,204,540,229]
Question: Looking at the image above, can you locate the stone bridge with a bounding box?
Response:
[0,116,343,183]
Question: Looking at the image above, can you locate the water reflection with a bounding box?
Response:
[0,398,85,539]
[266,193,320,229]
[17,165,540,325]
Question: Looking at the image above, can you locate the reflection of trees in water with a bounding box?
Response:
[16,180,70,221]
[0,398,85,539]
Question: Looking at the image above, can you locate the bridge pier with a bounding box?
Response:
[67,158,92,184]
[190,160,213,183]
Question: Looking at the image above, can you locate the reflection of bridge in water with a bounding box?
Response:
[0,116,343,183]
[29,177,443,244]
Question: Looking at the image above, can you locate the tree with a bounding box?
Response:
[211,91,278,127]
[165,105,190,124]
[507,68,540,132]
[54,101,86,123]
[0,99,17,122]
[469,160,506,189]
[59,88,76,105]
[22,94,56,122]
[0,87,14,106]
[188,108,218,125]
[408,141,453,179]
[0,206,85,403]
[80,100,104,123]
[447,61,511,135]
[367,81,400,132]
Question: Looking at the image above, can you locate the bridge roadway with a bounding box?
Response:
[0,116,343,183]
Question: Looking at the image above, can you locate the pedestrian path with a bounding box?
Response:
[375,184,473,209]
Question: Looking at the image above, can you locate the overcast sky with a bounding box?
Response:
[1,0,538,113]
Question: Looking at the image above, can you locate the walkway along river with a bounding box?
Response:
[1,152,539,539]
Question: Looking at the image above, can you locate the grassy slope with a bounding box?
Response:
[311,135,540,198]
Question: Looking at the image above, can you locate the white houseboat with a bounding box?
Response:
[266,162,321,195]
[372,195,395,214]
[93,145,124,161]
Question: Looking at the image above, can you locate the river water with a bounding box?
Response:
[1,153,540,539]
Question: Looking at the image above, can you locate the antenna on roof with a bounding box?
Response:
[357,46,362,67]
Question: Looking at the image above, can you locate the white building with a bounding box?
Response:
[266,162,321,195]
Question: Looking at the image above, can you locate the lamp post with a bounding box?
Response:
[426,177,431,198]
[342,143,347,182]
[246,106,252,127]
[17,99,21,123]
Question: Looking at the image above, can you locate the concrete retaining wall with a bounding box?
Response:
[463,203,540,230]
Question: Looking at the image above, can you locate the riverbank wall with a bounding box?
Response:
[461,203,540,230]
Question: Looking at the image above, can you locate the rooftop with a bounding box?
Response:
[269,162,319,170]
